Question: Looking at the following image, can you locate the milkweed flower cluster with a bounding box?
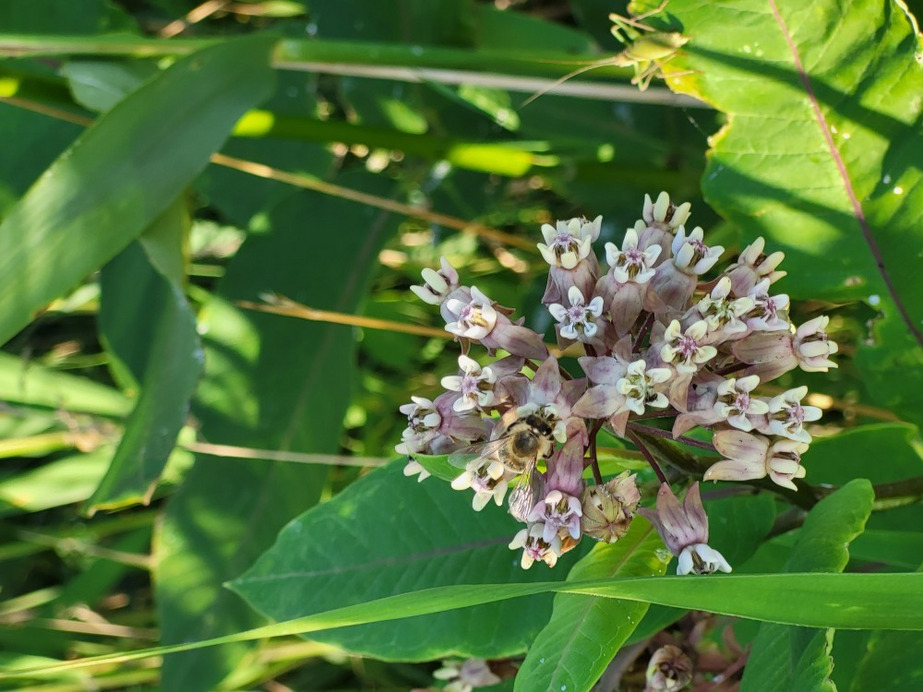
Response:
[397,192,836,574]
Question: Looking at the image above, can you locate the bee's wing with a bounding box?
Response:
[448,436,509,469]
[508,455,540,522]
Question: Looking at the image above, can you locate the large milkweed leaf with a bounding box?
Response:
[740,479,874,691]
[0,35,275,347]
[649,0,923,422]
[155,169,401,691]
[231,459,586,661]
[514,522,669,692]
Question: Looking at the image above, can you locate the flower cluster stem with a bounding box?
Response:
[626,429,668,484]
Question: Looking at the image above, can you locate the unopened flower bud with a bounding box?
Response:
[645,644,693,692]
[581,471,640,542]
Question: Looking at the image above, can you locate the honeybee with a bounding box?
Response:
[451,411,557,522]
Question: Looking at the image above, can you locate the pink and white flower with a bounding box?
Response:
[753,386,822,443]
[441,355,499,412]
[548,286,605,342]
[725,236,786,296]
[640,482,731,575]
[713,375,769,431]
[617,360,672,415]
[660,319,717,374]
[509,522,562,569]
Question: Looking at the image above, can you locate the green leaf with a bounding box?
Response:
[415,452,460,482]
[88,200,202,513]
[657,0,923,421]
[12,571,923,681]
[804,423,922,485]
[0,449,110,513]
[61,58,156,112]
[705,488,776,569]
[0,35,276,346]
[155,171,400,691]
[0,0,135,34]
[851,630,923,691]
[232,459,585,661]
[0,351,130,417]
[514,521,670,692]
[741,479,874,691]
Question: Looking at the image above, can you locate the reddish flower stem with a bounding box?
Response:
[632,312,655,353]
[626,429,668,484]
[628,422,716,451]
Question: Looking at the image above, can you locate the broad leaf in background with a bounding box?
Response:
[89,199,202,512]
[705,488,776,569]
[0,35,276,347]
[740,479,873,691]
[514,521,669,692]
[232,460,585,660]
[653,0,923,423]
[155,171,401,691]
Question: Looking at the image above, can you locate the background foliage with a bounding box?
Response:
[0,0,920,689]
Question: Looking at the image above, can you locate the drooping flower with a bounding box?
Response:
[707,430,808,490]
[745,278,790,332]
[433,658,501,692]
[528,438,585,542]
[752,385,822,443]
[509,522,562,569]
[444,285,547,359]
[451,457,514,511]
[410,256,460,306]
[640,483,732,575]
[394,393,491,456]
[445,286,499,341]
[411,257,471,324]
[402,458,430,483]
[732,315,837,382]
[793,316,839,372]
[645,645,694,692]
